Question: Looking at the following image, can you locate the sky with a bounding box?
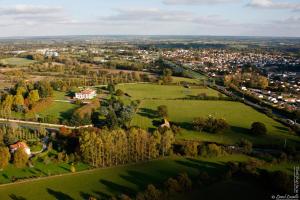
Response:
[0,0,299,37]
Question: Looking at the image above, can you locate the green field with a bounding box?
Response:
[116,84,220,100]
[132,99,299,147]
[37,101,79,122]
[0,58,36,66]
[0,155,262,200]
[115,83,299,148]
[53,91,70,101]
[0,162,89,184]
[0,155,295,200]
[171,76,201,84]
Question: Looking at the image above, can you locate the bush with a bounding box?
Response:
[115,89,124,96]
[182,142,198,157]
[193,116,229,134]
[13,148,29,168]
[164,178,182,194]
[177,173,192,192]
[70,163,76,173]
[200,144,226,157]
[251,122,267,135]
[239,139,252,154]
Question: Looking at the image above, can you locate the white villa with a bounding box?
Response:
[75,88,97,100]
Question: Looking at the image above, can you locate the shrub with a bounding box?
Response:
[251,122,267,135]
[192,117,206,132]
[70,163,76,173]
[164,178,182,194]
[0,146,10,170]
[183,142,198,157]
[193,116,229,134]
[200,144,226,157]
[239,139,253,154]
[177,173,192,192]
[143,184,162,200]
[115,89,124,96]
[13,148,29,168]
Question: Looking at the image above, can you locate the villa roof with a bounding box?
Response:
[77,88,95,95]
[10,141,29,150]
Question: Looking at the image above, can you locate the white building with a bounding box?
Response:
[75,88,97,100]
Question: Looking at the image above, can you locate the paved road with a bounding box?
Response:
[0,118,93,129]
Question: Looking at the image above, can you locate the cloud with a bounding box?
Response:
[0,4,75,26]
[163,0,240,5]
[272,16,300,27]
[99,8,229,26]
[248,0,300,11]
[0,4,63,16]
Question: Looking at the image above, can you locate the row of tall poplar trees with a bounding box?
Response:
[79,128,175,167]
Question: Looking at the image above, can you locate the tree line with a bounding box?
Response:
[79,127,175,168]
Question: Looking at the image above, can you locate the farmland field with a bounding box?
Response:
[0,155,293,200]
[116,84,221,100]
[115,83,300,148]
[0,57,36,66]
[0,155,278,200]
[131,100,299,147]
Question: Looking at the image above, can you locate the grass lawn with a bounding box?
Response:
[172,76,201,84]
[177,179,270,200]
[131,100,300,147]
[53,91,71,101]
[0,155,254,200]
[0,58,36,66]
[37,101,79,122]
[116,84,221,100]
[1,155,295,200]
[0,162,89,184]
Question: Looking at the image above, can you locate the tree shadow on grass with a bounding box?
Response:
[100,179,136,196]
[173,121,194,131]
[34,168,47,176]
[93,191,112,200]
[79,191,90,200]
[175,158,226,175]
[273,125,290,132]
[60,107,78,121]
[47,188,74,200]
[28,169,37,175]
[2,173,9,180]
[138,108,158,119]
[186,158,227,172]
[59,166,70,172]
[230,126,250,135]
[120,170,161,191]
[152,119,163,127]
[9,194,27,200]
